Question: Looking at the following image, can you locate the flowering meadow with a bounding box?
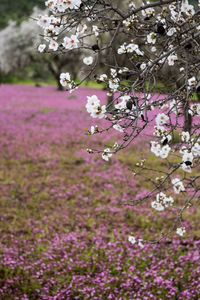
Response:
[0,84,200,300]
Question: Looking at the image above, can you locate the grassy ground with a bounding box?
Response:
[0,84,199,299]
[1,76,105,89]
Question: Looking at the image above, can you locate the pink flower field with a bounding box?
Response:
[0,84,199,300]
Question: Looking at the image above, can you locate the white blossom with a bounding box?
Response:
[142,7,155,17]
[92,25,99,36]
[37,15,51,28]
[44,24,59,39]
[154,125,167,137]
[62,35,79,50]
[126,43,144,56]
[113,142,119,150]
[155,113,169,126]
[49,39,59,51]
[118,67,129,74]
[60,72,71,87]
[147,32,156,44]
[140,63,146,70]
[86,95,100,113]
[129,2,135,9]
[113,124,124,132]
[172,178,185,194]
[181,152,194,172]
[102,148,112,161]
[151,201,165,211]
[99,74,108,82]
[170,99,181,115]
[188,76,196,86]
[181,2,195,16]
[191,104,200,115]
[167,27,176,36]
[151,46,157,52]
[191,143,200,157]
[123,16,136,27]
[152,192,174,211]
[46,0,82,11]
[176,227,186,236]
[181,131,190,143]
[109,78,119,92]
[138,239,144,249]
[110,68,117,78]
[128,235,136,244]
[160,145,171,159]
[77,24,87,35]
[182,152,193,163]
[151,141,162,157]
[91,105,106,119]
[90,126,95,134]
[179,146,189,155]
[117,43,126,54]
[114,96,131,110]
[83,56,93,65]
[167,54,178,66]
[38,44,46,52]
[86,95,106,119]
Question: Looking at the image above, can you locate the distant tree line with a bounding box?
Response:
[0,0,45,29]
[0,0,198,29]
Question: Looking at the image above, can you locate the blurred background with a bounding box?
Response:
[0,0,199,91]
[0,0,93,89]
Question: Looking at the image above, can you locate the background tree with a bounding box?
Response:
[0,0,45,29]
[0,8,81,89]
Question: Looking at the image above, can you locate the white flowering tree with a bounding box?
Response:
[0,21,36,79]
[0,8,81,89]
[36,0,200,242]
[0,8,43,80]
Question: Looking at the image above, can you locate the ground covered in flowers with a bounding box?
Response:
[0,84,199,300]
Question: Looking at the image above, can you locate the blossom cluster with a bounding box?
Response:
[86,95,106,119]
[45,0,82,12]
[152,192,174,212]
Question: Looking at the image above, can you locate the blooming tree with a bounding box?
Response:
[0,15,40,77]
[36,0,200,243]
[0,7,81,89]
[0,8,45,82]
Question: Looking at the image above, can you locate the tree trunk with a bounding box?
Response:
[55,73,64,91]
[183,100,192,133]
[107,93,113,106]
[176,81,193,133]
[197,92,200,102]
[47,61,64,91]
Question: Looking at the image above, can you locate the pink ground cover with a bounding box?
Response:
[0,84,199,300]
